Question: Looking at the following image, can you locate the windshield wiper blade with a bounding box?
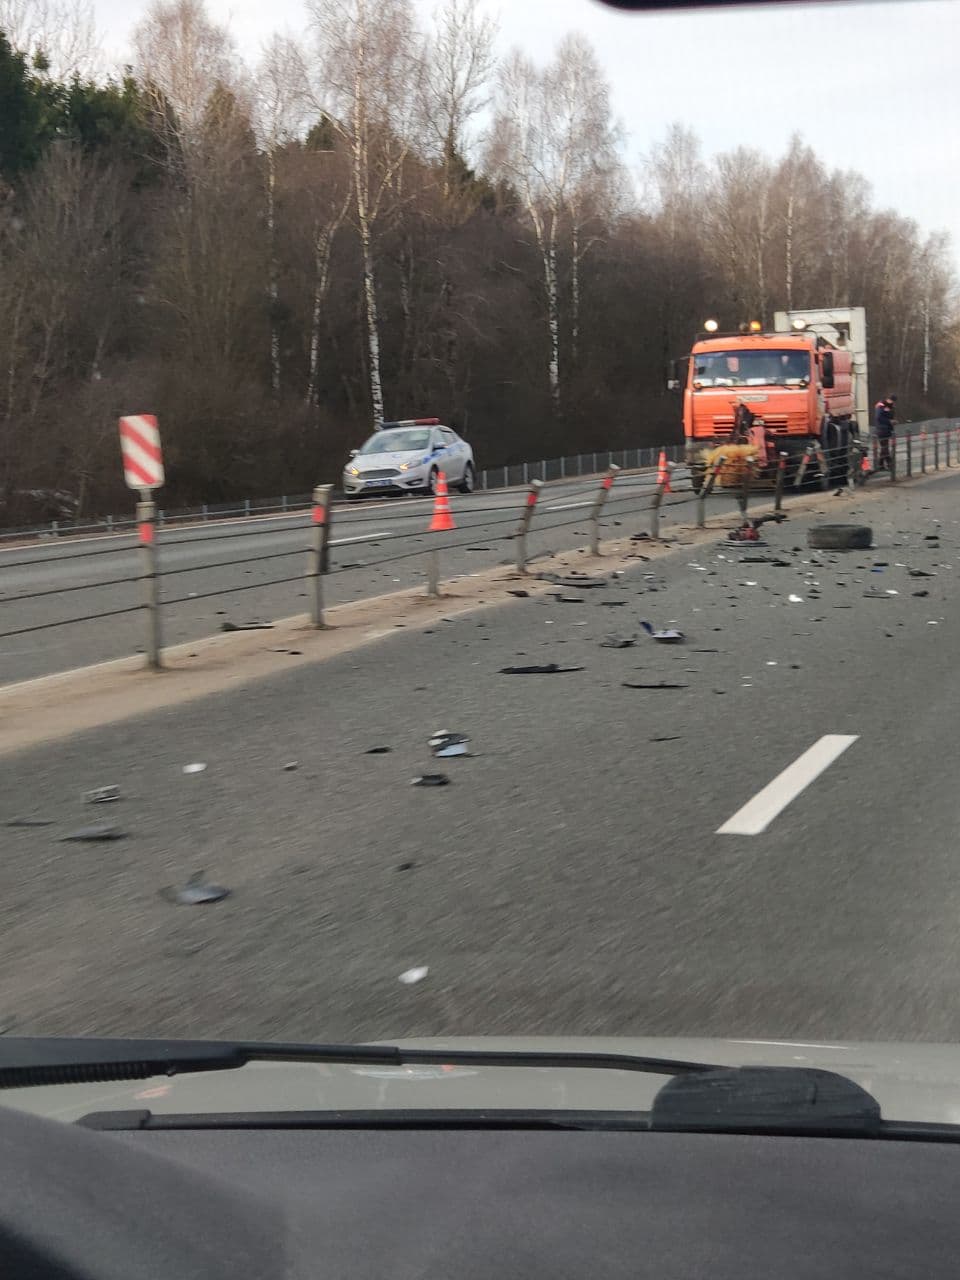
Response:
[0,1038,718,1089]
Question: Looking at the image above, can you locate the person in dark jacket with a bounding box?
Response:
[874,395,896,469]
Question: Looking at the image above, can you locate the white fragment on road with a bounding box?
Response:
[398,966,429,985]
[329,531,396,547]
[788,594,804,603]
[182,762,207,774]
[716,734,859,836]
[886,589,898,595]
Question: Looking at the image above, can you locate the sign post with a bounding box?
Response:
[307,485,334,628]
[119,415,165,670]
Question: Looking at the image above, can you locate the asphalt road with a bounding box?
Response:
[0,470,958,1045]
[0,469,764,685]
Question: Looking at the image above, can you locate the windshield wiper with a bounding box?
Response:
[0,1038,718,1089]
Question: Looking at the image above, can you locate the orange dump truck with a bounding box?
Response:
[672,311,865,489]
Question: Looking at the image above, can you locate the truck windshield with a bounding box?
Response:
[693,350,810,387]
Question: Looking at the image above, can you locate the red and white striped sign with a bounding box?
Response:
[119,414,164,491]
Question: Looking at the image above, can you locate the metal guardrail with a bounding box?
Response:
[5,422,959,666]
[0,449,692,544]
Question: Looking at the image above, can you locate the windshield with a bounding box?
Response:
[693,350,811,387]
[358,429,431,455]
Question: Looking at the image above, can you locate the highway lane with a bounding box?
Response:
[0,472,957,1045]
[0,469,765,685]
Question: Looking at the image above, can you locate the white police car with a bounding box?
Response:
[343,419,476,499]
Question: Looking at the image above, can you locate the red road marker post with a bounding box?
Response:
[119,415,165,670]
[308,484,334,628]
[515,479,543,573]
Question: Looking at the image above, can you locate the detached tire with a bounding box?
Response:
[807,523,872,550]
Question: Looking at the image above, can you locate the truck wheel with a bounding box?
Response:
[807,524,872,550]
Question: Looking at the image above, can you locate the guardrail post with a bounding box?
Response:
[906,433,913,478]
[590,465,619,554]
[696,453,725,527]
[889,435,898,483]
[774,451,788,512]
[307,484,334,627]
[515,479,543,573]
[649,464,672,540]
[946,430,952,468]
[934,431,940,470]
[919,431,926,474]
[814,445,829,491]
[136,494,161,669]
[794,446,812,489]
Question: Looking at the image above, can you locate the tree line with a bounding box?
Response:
[0,0,956,523]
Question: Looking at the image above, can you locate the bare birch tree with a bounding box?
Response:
[423,0,497,195]
[254,34,309,397]
[307,0,424,428]
[0,0,99,79]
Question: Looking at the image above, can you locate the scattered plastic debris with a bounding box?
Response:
[366,746,392,755]
[398,966,429,985]
[83,785,120,804]
[600,635,636,649]
[599,600,628,607]
[220,621,274,632]
[650,735,683,742]
[551,595,584,604]
[162,871,230,905]
[282,761,299,771]
[639,621,684,643]
[912,590,930,598]
[430,732,470,758]
[862,589,891,599]
[507,589,530,597]
[61,824,126,842]
[908,568,936,577]
[396,862,415,872]
[182,762,207,774]
[556,577,607,589]
[630,531,651,541]
[621,681,688,690]
[788,594,804,604]
[499,664,584,675]
[412,774,450,786]
[5,818,54,828]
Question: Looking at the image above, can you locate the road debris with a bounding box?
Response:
[599,600,628,607]
[61,824,126,842]
[430,732,470,758]
[161,872,230,906]
[83,785,120,804]
[365,746,392,755]
[412,774,450,787]
[912,590,930,597]
[220,621,274,632]
[507,589,530,597]
[182,762,207,774]
[788,594,804,604]
[6,818,54,828]
[640,621,684,643]
[621,681,688,690]
[600,635,636,649]
[908,568,936,577]
[650,735,683,742]
[499,664,585,675]
[398,966,429,985]
[282,762,299,771]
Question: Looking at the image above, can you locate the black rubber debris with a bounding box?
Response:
[507,589,530,597]
[466,546,492,551]
[161,871,230,905]
[650,735,683,742]
[365,746,392,754]
[600,635,636,649]
[221,621,274,632]
[6,818,54,828]
[621,681,688,690]
[912,590,930,597]
[61,824,126,842]
[556,577,607,589]
[412,774,450,787]
[500,664,585,675]
[599,600,628,607]
[397,862,415,872]
[551,595,584,604]
[908,568,936,577]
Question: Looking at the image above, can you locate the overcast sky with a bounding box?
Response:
[94,0,959,265]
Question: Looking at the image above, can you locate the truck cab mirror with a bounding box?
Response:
[666,378,680,392]
[821,351,835,389]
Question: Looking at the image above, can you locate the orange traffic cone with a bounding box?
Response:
[657,449,671,493]
[428,471,456,532]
